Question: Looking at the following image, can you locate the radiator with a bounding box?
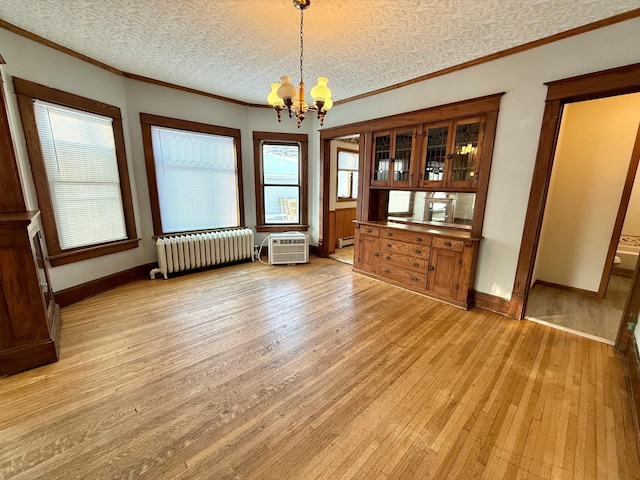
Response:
[337,236,354,248]
[150,228,254,279]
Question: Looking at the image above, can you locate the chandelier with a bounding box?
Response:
[267,0,332,127]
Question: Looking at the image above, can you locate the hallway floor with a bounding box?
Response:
[525,274,632,343]
[328,245,354,265]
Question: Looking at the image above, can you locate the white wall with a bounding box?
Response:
[321,16,640,299]
[3,16,640,300]
[535,94,640,291]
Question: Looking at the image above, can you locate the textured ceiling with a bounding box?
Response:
[0,1,639,105]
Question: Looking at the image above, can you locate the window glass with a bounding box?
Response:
[337,149,359,200]
[262,142,301,224]
[150,126,240,233]
[34,101,126,249]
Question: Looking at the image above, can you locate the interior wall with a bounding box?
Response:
[319,16,640,300]
[535,94,640,291]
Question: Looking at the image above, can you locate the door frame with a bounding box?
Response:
[510,62,640,335]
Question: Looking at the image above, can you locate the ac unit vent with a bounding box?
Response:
[269,233,309,265]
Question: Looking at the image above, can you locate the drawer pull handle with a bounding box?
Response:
[444,241,452,247]
[428,265,435,271]
[415,249,421,254]
[384,268,390,273]
[387,232,393,237]
[386,243,392,248]
[374,252,379,257]
[411,276,418,281]
[416,237,423,242]
[366,228,372,233]
[385,256,391,260]
[413,262,420,267]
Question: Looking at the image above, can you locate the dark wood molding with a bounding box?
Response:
[511,62,640,323]
[474,292,513,317]
[598,124,640,298]
[13,78,139,265]
[334,10,640,106]
[140,113,245,236]
[625,337,640,452]
[617,259,640,352]
[54,263,156,307]
[252,131,308,231]
[0,70,26,213]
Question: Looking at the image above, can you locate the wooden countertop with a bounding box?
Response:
[355,220,481,241]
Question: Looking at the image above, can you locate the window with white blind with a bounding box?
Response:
[14,77,138,267]
[34,101,127,249]
[140,114,244,236]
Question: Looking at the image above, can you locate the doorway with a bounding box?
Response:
[512,62,640,352]
[524,94,640,343]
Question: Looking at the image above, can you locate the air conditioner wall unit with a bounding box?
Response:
[269,232,309,265]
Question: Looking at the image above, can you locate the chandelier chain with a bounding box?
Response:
[299,8,304,85]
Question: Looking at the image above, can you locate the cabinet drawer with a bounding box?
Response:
[380,251,429,272]
[432,237,464,252]
[380,240,430,259]
[380,228,431,246]
[378,261,427,289]
[359,225,380,237]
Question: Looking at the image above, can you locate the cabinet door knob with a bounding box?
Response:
[411,276,418,282]
[374,252,379,257]
[366,228,372,233]
[428,265,435,271]
[413,262,420,267]
[386,256,391,260]
[415,249,421,254]
[444,241,452,247]
[384,268,390,273]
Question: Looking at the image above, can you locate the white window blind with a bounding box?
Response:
[151,126,240,233]
[33,100,127,250]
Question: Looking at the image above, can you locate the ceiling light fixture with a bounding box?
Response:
[267,0,332,127]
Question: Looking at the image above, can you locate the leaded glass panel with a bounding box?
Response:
[450,121,480,182]
[424,126,448,182]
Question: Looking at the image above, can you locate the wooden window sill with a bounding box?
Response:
[48,238,141,267]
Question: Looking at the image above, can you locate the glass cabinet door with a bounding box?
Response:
[391,129,415,186]
[448,119,482,188]
[372,132,391,185]
[420,123,449,187]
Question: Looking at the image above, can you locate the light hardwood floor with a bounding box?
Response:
[1,257,639,479]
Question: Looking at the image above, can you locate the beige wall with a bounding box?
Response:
[535,94,640,291]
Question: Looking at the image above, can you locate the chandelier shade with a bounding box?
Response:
[267,0,332,127]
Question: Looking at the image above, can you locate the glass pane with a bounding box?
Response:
[264,186,299,224]
[337,171,351,198]
[352,171,359,199]
[450,121,480,182]
[424,126,448,182]
[387,191,475,229]
[374,134,390,181]
[338,150,359,170]
[151,126,239,233]
[263,143,299,185]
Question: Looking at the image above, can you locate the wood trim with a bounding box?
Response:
[511,63,640,322]
[474,292,512,317]
[140,113,245,236]
[533,279,598,297]
[123,72,248,106]
[625,337,640,453]
[334,9,640,106]
[0,70,26,212]
[327,210,336,254]
[252,131,308,230]
[0,19,123,76]
[13,78,139,264]
[617,258,640,352]
[599,124,640,298]
[48,238,141,267]
[470,110,499,238]
[54,263,156,307]
[322,93,503,137]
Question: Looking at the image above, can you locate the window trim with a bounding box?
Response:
[13,77,139,267]
[140,113,245,237]
[336,147,359,202]
[253,131,308,233]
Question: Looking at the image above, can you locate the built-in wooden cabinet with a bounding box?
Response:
[354,221,480,308]
[0,211,61,376]
[355,94,502,309]
[371,127,419,188]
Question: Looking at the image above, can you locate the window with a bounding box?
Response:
[337,148,359,201]
[141,114,244,236]
[14,78,138,266]
[253,131,308,232]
